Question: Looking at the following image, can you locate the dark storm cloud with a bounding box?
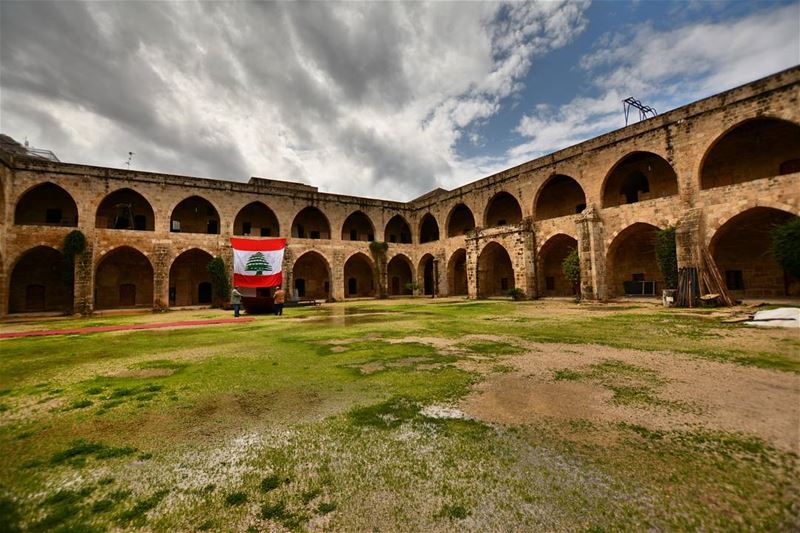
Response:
[1,1,591,199]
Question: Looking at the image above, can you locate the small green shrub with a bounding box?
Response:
[507,287,525,301]
[317,501,336,515]
[562,248,581,296]
[207,257,231,307]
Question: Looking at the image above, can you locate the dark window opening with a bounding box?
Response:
[207,220,218,234]
[500,278,509,291]
[575,203,586,214]
[119,284,136,307]
[134,215,146,231]
[207,207,216,216]
[621,172,650,204]
[295,279,306,297]
[348,278,357,295]
[242,222,252,235]
[632,273,645,282]
[310,230,321,239]
[779,159,800,175]
[169,287,176,303]
[725,270,745,290]
[367,233,374,241]
[260,227,272,237]
[401,233,411,244]
[389,234,398,243]
[545,276,555,290]
[324,281,330,294]
[350,229,358,241]
[198,282,212,304]
[497,219,506,226]
[296,225,305,238]
[25,285,46,311]
[45,208,62,224]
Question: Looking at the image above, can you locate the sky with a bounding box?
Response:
[1,1,798,201]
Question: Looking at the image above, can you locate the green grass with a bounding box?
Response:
[0,300,797,531]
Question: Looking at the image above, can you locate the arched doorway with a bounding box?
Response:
[170,196,220,234]
[234,202,279,237]
[710,207,799,298]
[95,247,154,309]
[387,255,413,296]
[606,223,663,297]
[292,251,330,300]
[8,246,72,313]
[169,249,214,307]
[95,188,155,231]
[419,214,440,243]
[700,118,800,189]
[478,242,514,297]
[534,175,586,220]
[446,204,475,237]
[343,253,375,298]
[447,249,468,296]
[385,214,412,244]
[418,254,436,296]
[602,152,678,208]
[341,211,375,241]
[291,206,331,239]
[485,192,522,227]
[538,234,579,296]
[14,183,78,226]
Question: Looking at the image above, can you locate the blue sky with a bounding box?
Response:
[1,1,799,200]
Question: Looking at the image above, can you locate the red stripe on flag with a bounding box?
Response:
[233,272,283,288]
[230,237,286,252]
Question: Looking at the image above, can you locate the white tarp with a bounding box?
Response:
[745,308,800,328]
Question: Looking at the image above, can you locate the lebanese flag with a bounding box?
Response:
[231,237,286,288]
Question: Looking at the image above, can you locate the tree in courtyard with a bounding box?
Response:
[562,248,580,296]
[655,227,678,289]
[207,257,230,307]
[246,252,271,275]
[771,218,800,278]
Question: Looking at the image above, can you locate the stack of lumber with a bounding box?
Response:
[699,247,737,306]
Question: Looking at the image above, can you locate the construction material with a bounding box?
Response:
[700,247,737,306]
[745,308,800,328]
[676,267,699,307]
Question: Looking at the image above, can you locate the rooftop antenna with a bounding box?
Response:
[623,97,657,125]
[125,151,135,169]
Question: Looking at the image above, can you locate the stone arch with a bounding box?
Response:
[95,188,155,231]
[169,248,214,306]
[387,254,414,296]
[601,152,678,208]
[292,250,331,300]
[709,207,799,298]
[385,214,412,244]
[343,252,376,298]
[447,248,468,296]
[291,206,331,239]
[534,175,586,220]
[705,199,798,245]
[170,195,221,234]
[95,246,154,309]
[484,191,522,227]
[8,246,72,313]
[14,182,79,226]
[234,201,279,237]
[446,204,475,237]
[419,213,440,243]
[605,222,663,297]
[478,241,514,297]
[699,117,800,190]
[341,210,375,241]
[418,253,436,296]
[538,234,578,297]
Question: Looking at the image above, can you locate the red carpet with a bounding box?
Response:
[0,317,256,339]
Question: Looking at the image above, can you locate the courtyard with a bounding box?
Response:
[0,299,798,531]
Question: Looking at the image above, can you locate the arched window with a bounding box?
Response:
[419,214,439,243]
[447,249,468,296]
[538,234,579,296]
[477,242,514,297]
[234,202,279,237]
[9,246,72,313]
[385,215,412,244]
[292,251,331,300]
[606,223,662,297]
[341,211,375,241]
[602,152,677,208]
[170,196,220,234]
[291,207,331,239]
[534,175,586,220]
[446,204,475,237]
[343,253,375,298]
[484,192,522,227]
[169,249,214,306]
[95,247,154,309]
[14,183,78,226]
[95,188,155,231]
[387,255,414,296]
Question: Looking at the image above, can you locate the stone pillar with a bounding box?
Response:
[152,241,171,310]
[331,249,345,301]
[518,224,537,298]
[434,251,446,297]
[283,247,294,296]
[575,205,606,300]
[74,243,94,315]
[676,207,704,270]
[465,232,480,299]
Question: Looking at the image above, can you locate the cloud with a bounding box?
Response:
[0,0,589,200]
[512,3,800,161]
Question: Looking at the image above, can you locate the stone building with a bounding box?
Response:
[1,67,799,316]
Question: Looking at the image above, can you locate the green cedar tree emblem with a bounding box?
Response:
[245,251,272,275]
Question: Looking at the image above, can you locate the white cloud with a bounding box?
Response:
[512,3,800,161]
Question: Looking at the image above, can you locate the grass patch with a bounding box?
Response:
[50,440,136,465]
[224,491,248,506]
[116,489,168,524]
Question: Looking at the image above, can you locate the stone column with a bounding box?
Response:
[74,242,94,315]
[331,249,345,301]
[283,247,294,296]
[575,205,606,300]
[676,207,704,270]
[465,231,480,299]
[518,224,537,298]
[152,241,171,310]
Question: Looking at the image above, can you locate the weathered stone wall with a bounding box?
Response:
[2,66,800,314]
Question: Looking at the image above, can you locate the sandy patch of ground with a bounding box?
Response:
[461,342,800,453]
[109,368,176,378]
